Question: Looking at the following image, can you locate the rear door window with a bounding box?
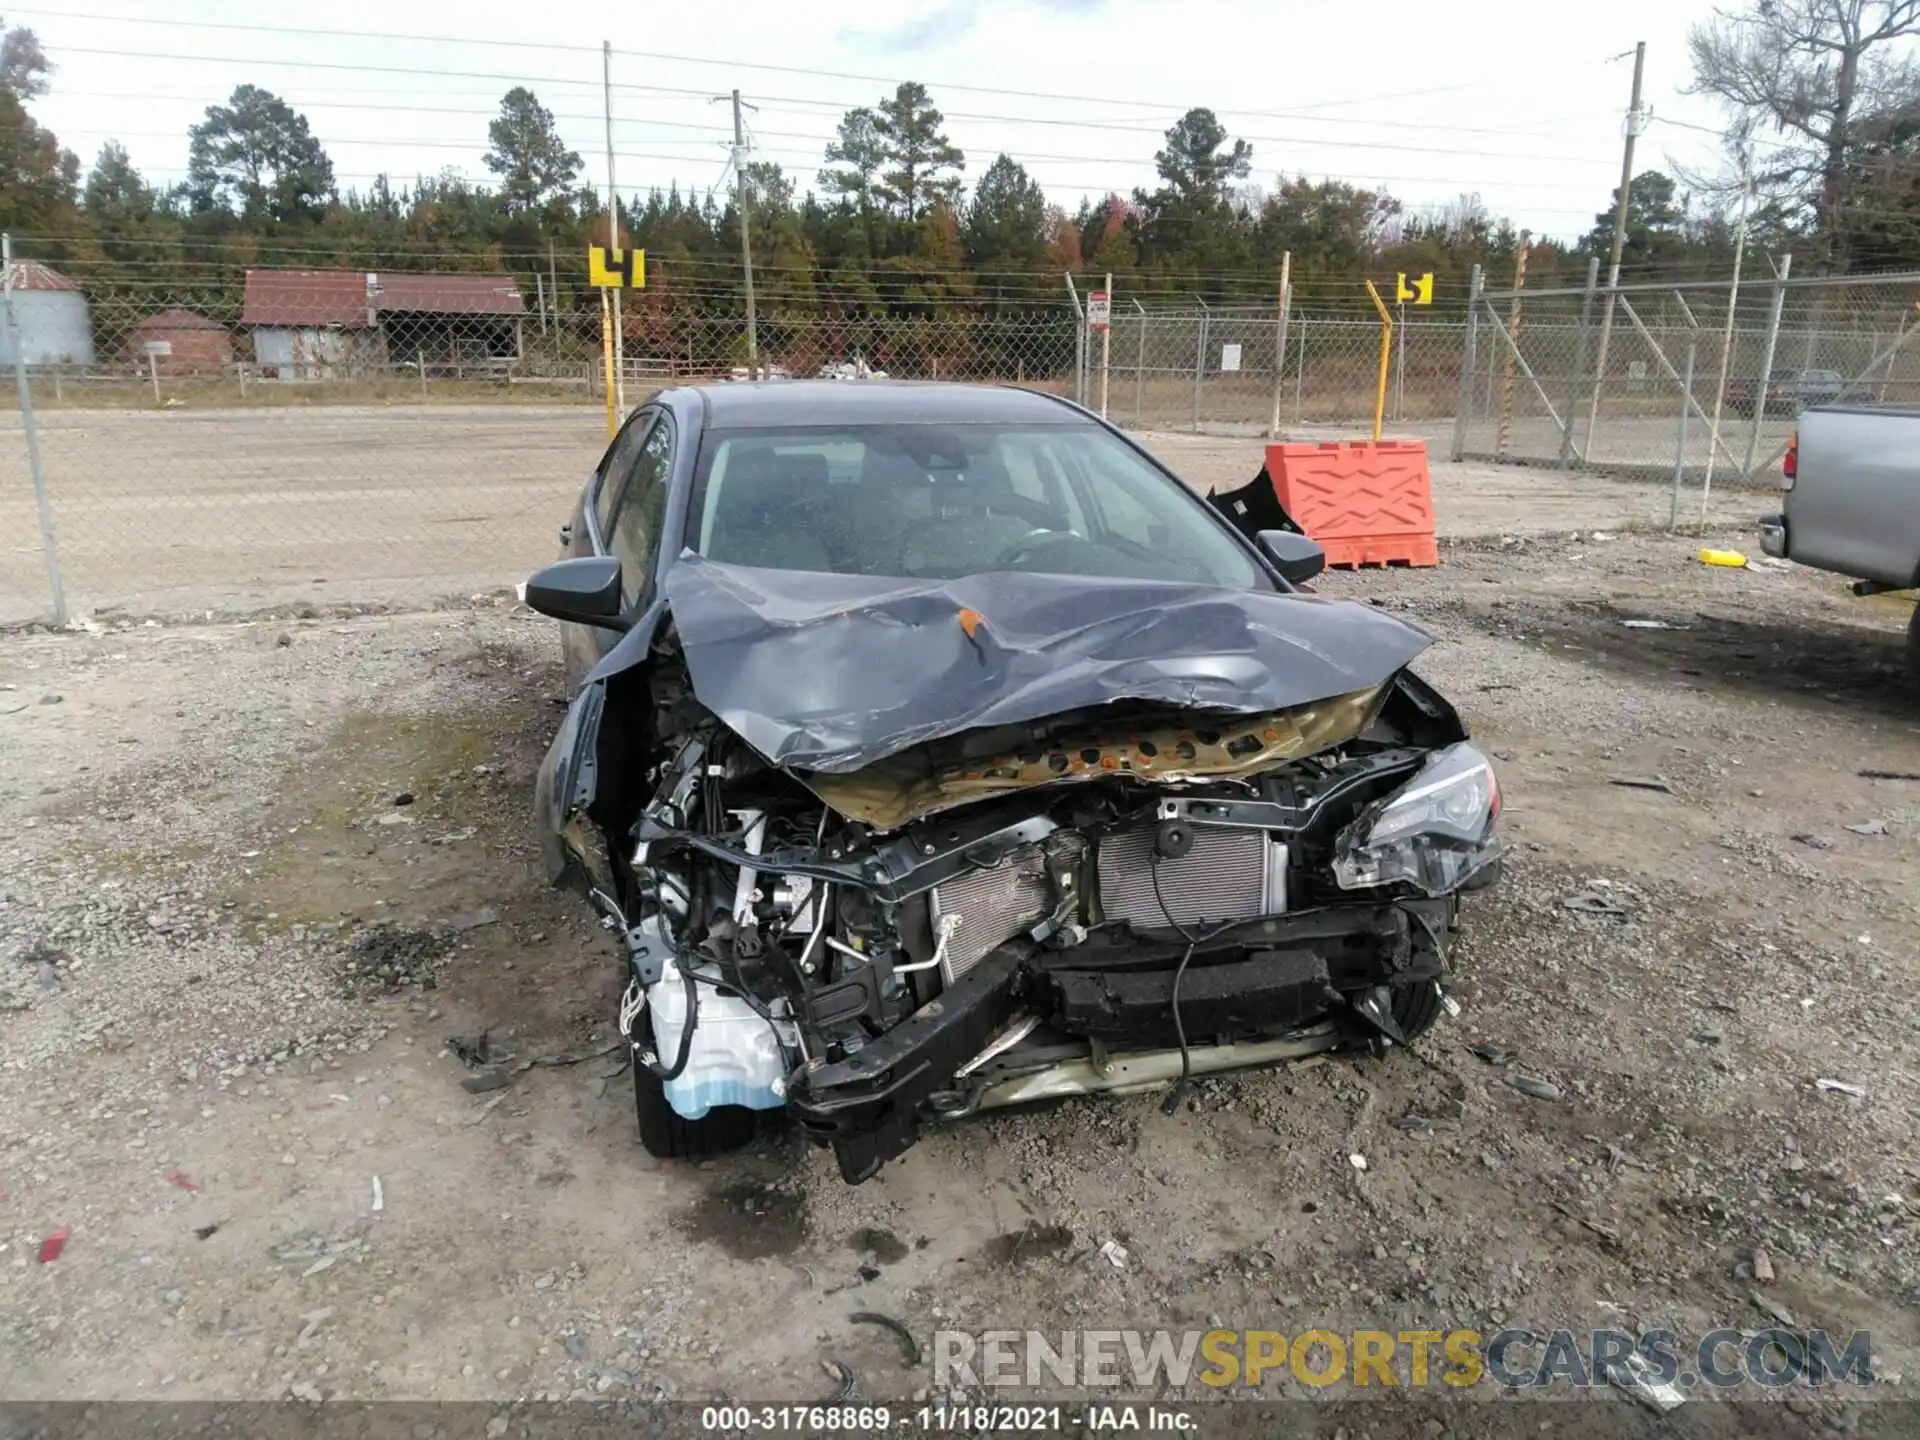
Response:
[607,415,673,601]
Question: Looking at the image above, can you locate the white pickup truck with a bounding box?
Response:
[1760,405,1920,673]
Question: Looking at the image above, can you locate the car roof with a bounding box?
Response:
[675,379,1089,430]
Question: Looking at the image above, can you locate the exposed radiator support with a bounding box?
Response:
[929,834,1085,984]
[1097,826,1285,932]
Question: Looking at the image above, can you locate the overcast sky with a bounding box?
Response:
[19,0,1742,244]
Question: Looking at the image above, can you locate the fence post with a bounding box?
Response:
[1495,232,1532,457]
[1133,299,1146,426]
[1063,273,1085,406]
[1665,291,1705,530]
[1269,251,1291,438]
[1451,264,1483,461]
[1670,334,1697,531]
[1191,300,1209,433]
[1295,315,1308,423]
[2,233,67,627]
[1699,193,1751,526]
[1098,271,1112,419]
[1557,257,1600,467]
[1880,315,1907,401]
[1742,252,1791,478]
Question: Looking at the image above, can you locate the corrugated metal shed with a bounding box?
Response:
[241,269,524,326]
[376,273,524,315]
[242,270,372,328]
[5,260,80,293]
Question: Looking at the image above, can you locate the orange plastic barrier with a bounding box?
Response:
[1263,440,1438,569]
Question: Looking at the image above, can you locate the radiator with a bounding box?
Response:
[1097,826,1285,932]
[930,833,1085,984]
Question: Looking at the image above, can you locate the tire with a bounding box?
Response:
[632,1061,761,1159]
[1391,977,1446,1043]
[1391,898,1464,1043]
[1908,603,1920,681]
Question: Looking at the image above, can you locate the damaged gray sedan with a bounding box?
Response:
[526,381,1501,1183]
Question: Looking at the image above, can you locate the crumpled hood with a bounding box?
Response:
[662,554,1434,774]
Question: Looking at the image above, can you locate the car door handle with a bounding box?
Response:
[558,522,573,547]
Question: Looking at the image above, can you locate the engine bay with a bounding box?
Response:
[603,652,1492,1182]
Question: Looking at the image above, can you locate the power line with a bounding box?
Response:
[69,81,1623,147]
[1651,114,1798,153]
[42,85,1621,147]
[40,50,1603,164]
[22,8,1557,123]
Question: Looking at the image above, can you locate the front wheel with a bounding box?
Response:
[1391,978,1445,1043]
[1391,897,1465,1043]
[632,1061,761,1159]
[1907,603,1920,680]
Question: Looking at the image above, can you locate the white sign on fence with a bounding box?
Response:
[1220,343,1243,373]
[1087,291,1111,332]
[142,340,172,357]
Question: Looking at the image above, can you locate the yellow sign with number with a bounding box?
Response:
[589,246,646,288]
[1395,271,1434,306]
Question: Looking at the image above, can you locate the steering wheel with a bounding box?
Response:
[985,493,1060,529]
[988,528,1074,569]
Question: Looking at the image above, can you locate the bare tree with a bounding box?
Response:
[1687,0,1920,267]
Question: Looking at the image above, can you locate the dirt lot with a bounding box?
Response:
[1,403,1767,626]
[3,491,1918,1431]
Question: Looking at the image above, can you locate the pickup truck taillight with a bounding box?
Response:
[1783,431,1797,489]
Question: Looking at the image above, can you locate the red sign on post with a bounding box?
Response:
[1088,290,1111,332]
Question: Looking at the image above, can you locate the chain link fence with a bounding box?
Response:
[0,252,1087,626]
[1452,267,1920,490]
[28,243,1887,629]
[1069,301,1464,437]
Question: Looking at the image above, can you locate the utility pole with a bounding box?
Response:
[1582,40,1650,452]
[602,41,625,415]
[732,89,760,380]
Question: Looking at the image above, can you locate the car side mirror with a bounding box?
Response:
[523,555,631,629]
[1257,529,1326,585]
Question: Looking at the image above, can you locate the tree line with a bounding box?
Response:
[1,1,1915,353]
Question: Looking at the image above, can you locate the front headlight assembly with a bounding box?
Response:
[1333,742,1501,896]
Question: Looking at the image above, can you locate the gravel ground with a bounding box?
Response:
[2,528,1917,1433]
